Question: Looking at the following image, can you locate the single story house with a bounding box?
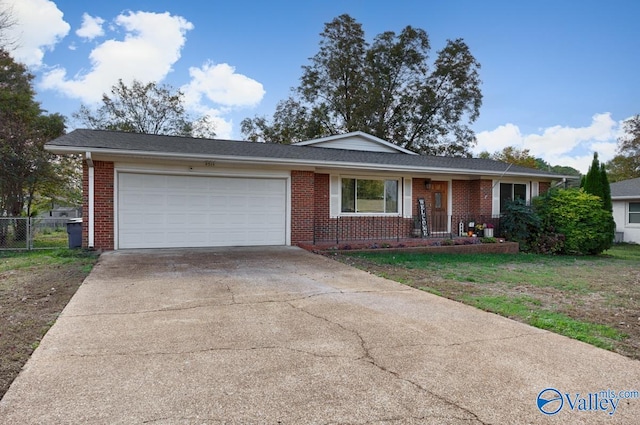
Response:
[45,129,567,250]
[611,177,640,244]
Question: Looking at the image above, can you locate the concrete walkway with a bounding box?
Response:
[1,247,639,424]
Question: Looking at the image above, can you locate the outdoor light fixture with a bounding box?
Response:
[424,179,432,190]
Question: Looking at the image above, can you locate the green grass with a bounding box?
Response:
[604,243,640,261]
[463,295,626,350]
[341,243,640,354]
[0,249,98,273]
[32,228,69,248]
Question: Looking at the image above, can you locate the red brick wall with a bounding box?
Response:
[82,160,114,250]
[291,170,315,244]
[476,180,494,217]
[412,178,429,217]
[310,174,413,242]
[312,174,331,242]
[539,181,551,194]
[451,180,471,218]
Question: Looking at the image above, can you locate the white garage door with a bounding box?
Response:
[118,173,287,249]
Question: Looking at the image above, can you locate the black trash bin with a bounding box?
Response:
[66,218,83,248]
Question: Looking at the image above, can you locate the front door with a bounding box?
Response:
[431,181,448,233]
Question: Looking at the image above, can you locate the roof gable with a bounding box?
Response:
[293,131,418,155]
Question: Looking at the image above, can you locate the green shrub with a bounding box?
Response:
[532,227,565,254]
[534,188,614,255]
[480,237,497,244]
[500,199,541,251]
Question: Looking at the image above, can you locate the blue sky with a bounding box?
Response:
[4,0,640,172]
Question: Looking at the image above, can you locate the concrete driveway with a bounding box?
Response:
[1,247,639,424]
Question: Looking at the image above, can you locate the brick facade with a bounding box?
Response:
[82,163,545,249]
[539,181,551,194]
[290,170,315,244]
[82,160,114,250]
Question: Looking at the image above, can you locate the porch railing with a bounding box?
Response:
[313,214,501,244]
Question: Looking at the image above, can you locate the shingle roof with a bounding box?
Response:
[610,177,640,198]
[46,129,567,178]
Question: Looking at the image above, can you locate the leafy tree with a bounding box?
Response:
[490,146,538,169]
[0,0,16,50]
[606,154,638,183]
[606,114,640,182]
[534,157,581,177]
[242,14,482,155]
[0,49,67,243]
[74,79,215,138]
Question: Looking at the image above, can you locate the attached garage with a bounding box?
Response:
[117,173,288,249]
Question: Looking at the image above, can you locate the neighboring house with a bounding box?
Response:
[41,206,82,219]
[45,129,568,250]
[610,177,640,244]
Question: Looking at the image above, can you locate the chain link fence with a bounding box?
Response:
[0,217,76,250]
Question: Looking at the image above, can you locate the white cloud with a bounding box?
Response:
[182,62,265,107]
[4,0,70,67]
[40,11,193,103]
[475,113,621,173]
[195,109,234,140]
[76,13,104,40]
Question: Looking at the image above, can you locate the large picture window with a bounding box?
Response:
[341,178,399,214]
[500,183,527,213]
[630,202,640,224]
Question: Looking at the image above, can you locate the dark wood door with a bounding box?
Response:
[431,181,448,233]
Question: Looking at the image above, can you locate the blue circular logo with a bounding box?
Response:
[537,388,563,415]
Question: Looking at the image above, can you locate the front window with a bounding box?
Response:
[630,202,640,224]
[341,178,399,214]
[500,183,527,213]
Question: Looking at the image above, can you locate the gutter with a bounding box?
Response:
[46,145,570,180]
[611,196,640,201]
[86,152,94,249]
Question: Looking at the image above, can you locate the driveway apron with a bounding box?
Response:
[1,246,639,424]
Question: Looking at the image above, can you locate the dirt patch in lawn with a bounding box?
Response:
[0,252,97,399]
[330,252,640,360]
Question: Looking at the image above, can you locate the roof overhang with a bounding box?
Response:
[612,196,640,201]
[46,144,567,180]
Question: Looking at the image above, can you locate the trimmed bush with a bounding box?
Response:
[534,188,614,255]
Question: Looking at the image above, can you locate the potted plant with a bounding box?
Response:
[475,223,484,237]
[484,223,494,238]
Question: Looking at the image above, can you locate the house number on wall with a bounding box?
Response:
[204,161,215,167]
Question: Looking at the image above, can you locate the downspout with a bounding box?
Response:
[86,152,95,248]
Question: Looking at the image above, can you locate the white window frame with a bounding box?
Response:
[340,176,401,216]
[330,175,410,218]
[628,202,640,226]
[492,180,533,215]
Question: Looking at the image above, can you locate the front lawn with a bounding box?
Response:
[331,244,640,359]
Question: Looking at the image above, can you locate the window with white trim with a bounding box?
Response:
[630,202,640,224]
[500,183,527,213]
[341,178,399,214]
